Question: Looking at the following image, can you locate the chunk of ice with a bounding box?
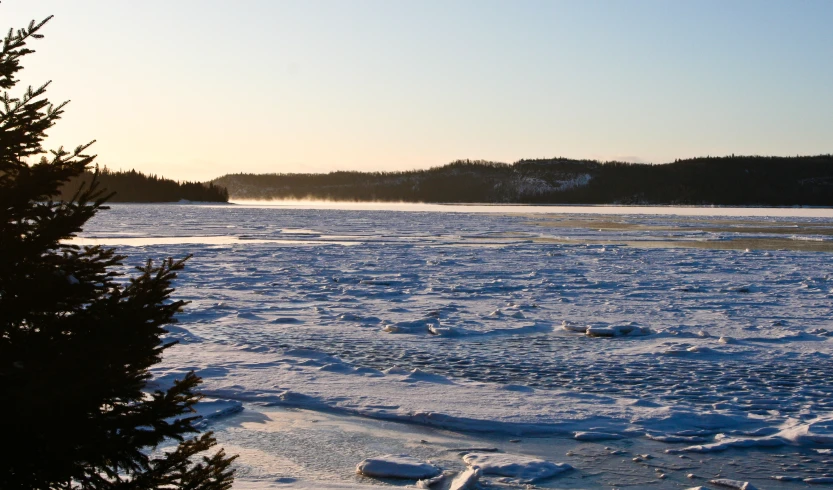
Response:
[382,317,439,334]
[585,323,649,337]
[448,468,480,490]
[356,454,441,479]
[462,452,571,483]
[561,321,587,333]
[777,415,833,445]
[415,472,446,488]
[574,431,623,441]
[710,478,759,489]
[804,477,833,484]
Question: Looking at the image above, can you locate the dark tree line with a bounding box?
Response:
[213,155,833,206]
[60,168,229,203]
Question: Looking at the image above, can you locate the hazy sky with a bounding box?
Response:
[4,0,832,181]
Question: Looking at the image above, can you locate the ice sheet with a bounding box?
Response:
[78,204,833,488]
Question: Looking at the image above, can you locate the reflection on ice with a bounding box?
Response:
[67,236,361,246]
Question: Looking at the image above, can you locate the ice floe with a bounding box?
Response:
[355,454,441,479]
[709,478,759,489]
[574,431,623,441]
[461,452,572,483]
[562,320,651,337]
[665,414,833,453]
[381,317,440,334]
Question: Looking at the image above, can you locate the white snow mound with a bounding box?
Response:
[462,452,572,483]
[356,454,441,479]
[777,415,833,445]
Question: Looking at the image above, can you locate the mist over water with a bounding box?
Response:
[227,200,833,218]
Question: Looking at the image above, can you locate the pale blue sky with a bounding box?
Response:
[4,0,832,180]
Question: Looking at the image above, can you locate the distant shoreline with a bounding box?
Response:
[212,155,833,207]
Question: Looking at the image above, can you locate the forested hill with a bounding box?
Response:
[60,168,229,203]
[213,155,833,206]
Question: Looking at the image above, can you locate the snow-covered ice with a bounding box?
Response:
[76,203,833,488]
[447,467,480,490]
[710,478,759,489]
[461,452,572,483]
[355,454,440,479]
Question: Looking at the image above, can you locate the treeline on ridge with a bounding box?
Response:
[60,167,229,202]
[213,155,833,206]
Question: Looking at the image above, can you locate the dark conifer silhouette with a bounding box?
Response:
[60,167,229,203]
[0,14,235,489]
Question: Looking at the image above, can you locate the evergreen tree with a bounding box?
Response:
[59,168,231,203]
[0,14,236,489]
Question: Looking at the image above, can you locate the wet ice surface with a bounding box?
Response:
[80,204,833,488]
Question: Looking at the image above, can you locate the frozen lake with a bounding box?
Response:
[78,203,833,489]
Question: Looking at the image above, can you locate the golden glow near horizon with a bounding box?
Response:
[3,0,832,181]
